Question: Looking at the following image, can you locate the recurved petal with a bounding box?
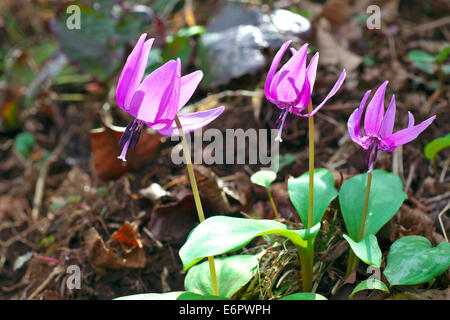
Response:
[156,106,225,136]
[178,70,203,111]
[407,111,415,128]
[132,59,179,124]
[306,52,319,92]
[364,81,388,137]
[116,34,154,110]
[379,95,396,138]
[300,69,346,117]
[347,90,371,148]
[265,41,292,103]
[380,115,436,151]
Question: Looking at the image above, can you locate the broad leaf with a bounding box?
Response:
[288,169,338,226]
[424,133,450,160]
[179,216,320,270]
[185,255,258,298]
[339,170,407,240]
[407,50,436,63]
[114,291,183,300]
[177,292,228,300]
[279,293,327,300]
[250,170,277,189]
[343,234,382,268]
[273,153,296,172]
[435,46,450,64]
[349,279,389,299]
[384,236,450,286]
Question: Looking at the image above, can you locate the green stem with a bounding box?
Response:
[174,116,219,296]
[345,170,373,278]
[307,103,314,229]
[297,239,314,292]
[298,102,316,292]
[267,188,280,219]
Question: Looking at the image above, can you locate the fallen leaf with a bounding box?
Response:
[317,27,362,72]
[111,221,143,249]
[147,193,198,243]
[90,124,161,181]
[85,227,146,269]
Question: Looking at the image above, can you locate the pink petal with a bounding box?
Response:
[380,115,436,151]
[116,34,154,110]
[153,59,182,130]
[275,43,309,103]
[289,75,311,115]
[348,90,371,148]
[364,81,388,137]
[379,95,396,138]
[407,111,415,128]
[130,60,179,124]
[306,52,319,92]
[156,106,225,136]
[178,70,203,111]
[300,69,346,117]
[265,41,292,104]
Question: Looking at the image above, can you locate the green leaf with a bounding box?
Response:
[287,169,338,226]
[407,50,437,63]
[273,153,296,172]
[114,292,183,300]
[14,132,36,158]
[177,292,228,300]
[384,236,450,286]
[250,170,277,188]
[349,279,389,299]
[51,2,123,79]
[435,46,450,64]
[162,35,192,68]
[279,293,327,300]
[179,216,320,270]
[339,170,407,240]
[174,25,205,38]
[442,64,450,75]
[424,133,450,160]
[13,252,33,271]
[185,255,258,298]
[343,234,381,267]
[412,61,434,74]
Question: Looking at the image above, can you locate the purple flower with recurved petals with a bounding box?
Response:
[116,34,224,161]
[265,41,346,142]
[348,81,436,171]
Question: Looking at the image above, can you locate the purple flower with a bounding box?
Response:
[348,81,436,170]
[265,41,346,142]
[116,34,224,162]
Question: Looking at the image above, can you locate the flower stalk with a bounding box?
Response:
[345,168,373,278]
[266,187,280,220]
[174,116,219,296]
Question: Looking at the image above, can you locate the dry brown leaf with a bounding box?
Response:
[85,227,146,269]
[147,194,198,243]
[90,125,161,181]
[111,221,143,250]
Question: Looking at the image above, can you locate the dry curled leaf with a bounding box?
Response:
[85,227,146,269]
[111,221,143,249]
[90,124,161,181]
[147,193,198,243]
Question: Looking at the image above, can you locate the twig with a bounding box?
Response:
[31,128,76,221]
[438,202,450,242]
[26,265,63,300]
[403,16,450,37]
[423,191,450,205]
